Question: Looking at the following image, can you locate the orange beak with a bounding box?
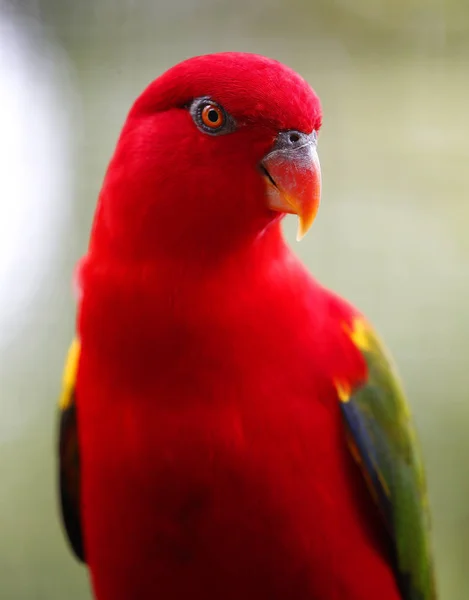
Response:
[261,130,321,240]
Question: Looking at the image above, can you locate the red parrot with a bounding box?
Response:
[58,52,436,600]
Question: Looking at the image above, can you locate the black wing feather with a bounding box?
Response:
[58,395,85,562]
[57,338,85,563]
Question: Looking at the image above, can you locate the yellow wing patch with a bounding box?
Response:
[334,379,352,403]
[343,316,372,352]
[334,317,372,404]
[59,338,81,410]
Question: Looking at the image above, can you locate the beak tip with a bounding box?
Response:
[295,208,318,241]
[296,224,305,242]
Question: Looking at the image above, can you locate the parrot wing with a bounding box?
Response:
[335,316,436,600]
[57,338,85,562]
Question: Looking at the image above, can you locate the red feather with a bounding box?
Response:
[75,53,401,600]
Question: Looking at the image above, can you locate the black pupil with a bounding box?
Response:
[207,108,220,124]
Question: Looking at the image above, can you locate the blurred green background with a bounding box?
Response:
[0,0,467,598]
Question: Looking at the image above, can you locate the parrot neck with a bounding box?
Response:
[78,220,311,385]
[88,210,286,272]
[91,178,283,265]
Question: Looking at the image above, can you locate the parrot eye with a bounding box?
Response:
[190,97,235,136]
[202,104,223,128]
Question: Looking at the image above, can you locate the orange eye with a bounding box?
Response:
[190,97,234,135]
[201,103,224,129]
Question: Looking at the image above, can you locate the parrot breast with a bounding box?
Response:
[76,234,401,600]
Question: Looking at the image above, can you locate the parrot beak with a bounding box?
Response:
[261,130,321,241]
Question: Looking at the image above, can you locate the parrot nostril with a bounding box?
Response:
[289,132,300,144]
[271,130,311,153]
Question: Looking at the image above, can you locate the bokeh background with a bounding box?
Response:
[0,0,468,597]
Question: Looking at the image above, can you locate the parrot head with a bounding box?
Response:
[95,52,322,260]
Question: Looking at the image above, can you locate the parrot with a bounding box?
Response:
[57,52,437,600]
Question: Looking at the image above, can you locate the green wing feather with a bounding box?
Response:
[57,339,85,562]
[337,318,436,600]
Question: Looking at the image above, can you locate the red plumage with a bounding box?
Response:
[73,53,402,599]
